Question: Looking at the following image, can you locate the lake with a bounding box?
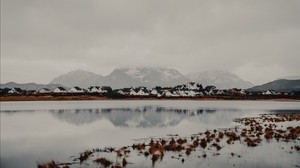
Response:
[1,100,300,168]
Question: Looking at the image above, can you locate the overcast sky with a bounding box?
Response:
[1,0,300,85]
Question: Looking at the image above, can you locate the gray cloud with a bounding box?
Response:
[1,0,300,84]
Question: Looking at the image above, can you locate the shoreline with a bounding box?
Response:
[1,95,300,102]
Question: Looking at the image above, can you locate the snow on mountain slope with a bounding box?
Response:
[186,70,254,89]
[50,69,104,88]
[103,67,189,88]
[49,68,254,89]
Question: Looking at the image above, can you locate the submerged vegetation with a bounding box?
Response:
[38,113,300,167]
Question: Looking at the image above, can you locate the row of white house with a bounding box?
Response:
[115,82,248,97]
[2,82,293,97]
[38,86,108,94]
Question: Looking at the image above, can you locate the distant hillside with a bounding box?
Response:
[50,69,104,88]
[186,70,254,89]
[248,79,300,92]
[0,82,66,91]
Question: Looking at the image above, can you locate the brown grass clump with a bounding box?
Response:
[211,143,222,151]
[37,160,59,168]
[94,157,112,167]
[218,131,224,139]
[79,150,93,162]
[264,128,274,140]
[285,126,300,140]
[132,143,146,151]
[164,138,184,152]
[177,138,187,145]
[200,138,207,149]
[185,148,192,156]
[225,131,239,141]
[151,150,163,165]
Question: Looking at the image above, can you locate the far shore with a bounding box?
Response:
[1,95,300,102]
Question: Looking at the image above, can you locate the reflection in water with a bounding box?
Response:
[50,107,218,127]
[2,101,300,168]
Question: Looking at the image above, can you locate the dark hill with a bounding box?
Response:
[248,79,300,92]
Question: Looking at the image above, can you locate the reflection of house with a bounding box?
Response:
[38,88,51,94]
[50,106,216,127]
[53,87,67,93]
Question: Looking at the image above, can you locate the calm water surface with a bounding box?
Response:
[1,100,300,168]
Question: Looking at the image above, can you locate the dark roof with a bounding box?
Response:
[57,87,66,91]
[73,86,82,90]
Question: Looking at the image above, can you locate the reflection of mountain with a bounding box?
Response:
[50,106,217,127]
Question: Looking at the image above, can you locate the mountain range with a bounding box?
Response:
[49,68,254,89]
[2,67,299,91]
[186,70,253,89]
[248,79,300,92]
[0,82,65,91]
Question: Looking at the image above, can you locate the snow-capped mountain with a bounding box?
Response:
[50,69,104,88]
[103,67,189,88]
[186,70,254,89]
[49,68,254,89]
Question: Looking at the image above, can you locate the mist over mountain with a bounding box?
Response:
[50,69,104,88]
[102,67,189,89]
[186,70,254,89]
[49,68,255,89]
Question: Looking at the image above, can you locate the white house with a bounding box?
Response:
[163,90,173,97]
[150,89,158,95]
[117,89,125,95]
[38,88,51,94]
[69,86,84,93]
[129,88,137,96]
[186,82,199,90]
[8,88,21,94]
[263,90,274,95]
[135,87,149,96]
[88,86,103,93]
